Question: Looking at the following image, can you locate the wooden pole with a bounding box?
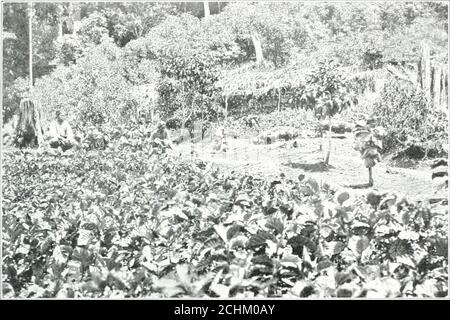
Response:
[442,70,448,111]
[422,42,431,100]
[324,116,332,165]
[29,1,33,91]
[251,33,264,64]
[277,89,281,112]
[57,4,63,37]
[203,2,210,18]
[225,96,228,121]
[368,167,373,186]
[433,65,441,109]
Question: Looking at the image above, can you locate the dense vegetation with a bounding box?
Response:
[2,2,448,299]
[3,2,448,126]
[3,137,448,298]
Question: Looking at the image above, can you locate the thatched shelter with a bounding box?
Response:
[215,63,310,118]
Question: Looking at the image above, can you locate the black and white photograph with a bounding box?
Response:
[1,0,449,301]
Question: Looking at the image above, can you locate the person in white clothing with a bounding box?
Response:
[48,110,76,151]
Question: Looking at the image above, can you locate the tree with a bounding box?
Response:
[217,2,268,65]
[144,13,241,129]
[301,59,355,165]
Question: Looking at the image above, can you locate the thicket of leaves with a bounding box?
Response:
[301,59,356,121]
[29,39,159,131]
[3,134,447,298]
[374,78,448,159]
[148,14,241,126]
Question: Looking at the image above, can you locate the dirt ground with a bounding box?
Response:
[173,132,447,202]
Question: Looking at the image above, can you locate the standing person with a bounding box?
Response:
[213,125,227,152]
[47,110,77,151]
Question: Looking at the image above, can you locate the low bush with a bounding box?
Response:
[373,78,448,159]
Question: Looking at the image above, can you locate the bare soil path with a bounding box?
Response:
[174,133,446,202]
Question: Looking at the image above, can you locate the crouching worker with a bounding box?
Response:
[150,121,173,153]
[47,110,77,151]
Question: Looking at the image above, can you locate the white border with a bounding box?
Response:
[1,0,449,302]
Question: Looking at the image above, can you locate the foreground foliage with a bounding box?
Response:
[2,140,448,298]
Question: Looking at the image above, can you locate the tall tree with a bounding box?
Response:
[28,2,33,90]
[203,2,210,18]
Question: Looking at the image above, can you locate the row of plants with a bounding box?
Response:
[2,133,448,298]
[223,108,319,139]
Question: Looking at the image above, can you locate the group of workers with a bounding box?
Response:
[18,107,226,154]
[44,110,175,152]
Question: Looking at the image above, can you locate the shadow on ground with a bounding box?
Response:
[345,182,373,189]
[282,160,334,172]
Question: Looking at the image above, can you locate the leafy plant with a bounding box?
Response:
[374,78,448,159]
[301,58,356,164]
[3,132,447,298]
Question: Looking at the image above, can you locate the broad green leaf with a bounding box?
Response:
[265,217,284,234]
[348,235,370,256]
[336,191,350,205]
[322,241,346,257]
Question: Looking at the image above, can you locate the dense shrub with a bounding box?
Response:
[145,13,244,126]
[373,78,448,158]
[2,77,29,123]
[76,12,110,46]
[32,40,159,133]
[53,34,84,66]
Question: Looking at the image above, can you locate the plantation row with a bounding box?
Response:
[2,139,448,298]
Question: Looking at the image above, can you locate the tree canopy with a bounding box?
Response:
[3,2,448,124]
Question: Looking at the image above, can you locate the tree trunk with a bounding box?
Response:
[203,2,210,18]
[224,96,228,121]
[67,3,81,34]
[422,42,431,100]
[251,33,264,64]
[324,116,332,165]
[15,99,43,149]
[277,89,281,112]
[368,167,373,186]
[201,104,205,140]
[319,127,323,151]
[68,3,74,34]
[57,4,63,37]
[433,65,441,109]
[29,1,33,90]
[441,69,448,111]
[417,59,423,91]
